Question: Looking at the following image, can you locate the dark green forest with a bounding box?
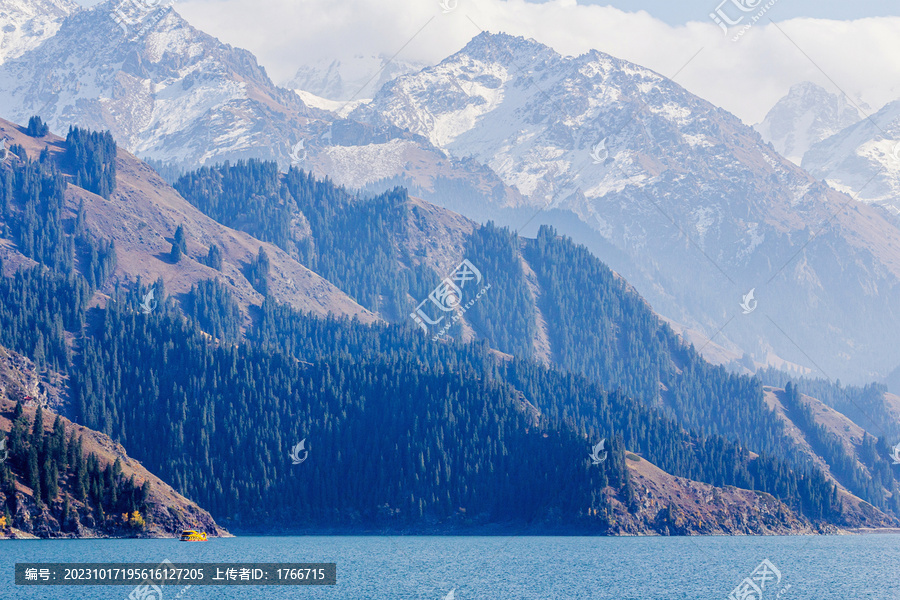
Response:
[1,402,150,534]
[64,127,117,200]
[758,367,900,438]
[0,132,896,533]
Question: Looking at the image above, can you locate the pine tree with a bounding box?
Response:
[32,405,43,442]
[204,243,223,271]
[170,225,187,262]
[26,116,50,137]
[247,247,270,296]
[61,494,70,531]
[27,445,40,501]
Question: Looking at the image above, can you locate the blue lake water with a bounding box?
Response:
[0,534,898,599]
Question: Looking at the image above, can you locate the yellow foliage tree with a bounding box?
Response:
[130,511,145,529]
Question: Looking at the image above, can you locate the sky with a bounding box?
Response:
[81,0,900,125]
[534,0,899,25]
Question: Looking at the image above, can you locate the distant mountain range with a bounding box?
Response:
[344,33,900,383]
[803,99,900,214]
[283,55,429,102]
[756,81,900,216]
[1,0,900,385]
[755,82,866,165]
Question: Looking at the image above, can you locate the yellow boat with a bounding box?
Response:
[179,530,208,542]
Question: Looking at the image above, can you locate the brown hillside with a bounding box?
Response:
[0,117,377,324]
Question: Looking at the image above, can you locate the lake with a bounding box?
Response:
[1,534,898,599]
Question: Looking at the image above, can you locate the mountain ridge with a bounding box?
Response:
[342,31,900,383]
[755,82,866,165]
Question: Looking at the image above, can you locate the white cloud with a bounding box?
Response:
[172,0,900,124]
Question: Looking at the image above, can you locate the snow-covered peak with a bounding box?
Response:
[345,31,900,383]
[755,81,865,165]
[0,0,77,63]
[449,31,560,66]
[353,31,731,198]
[0,0,324,167]
[802,98,900,211]
[283,54,428,102]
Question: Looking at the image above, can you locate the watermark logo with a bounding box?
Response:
[727,559,785,600]
[126,559,192,600]
[891,441,900,465]
[443,589,456,600]
[589,439,607,465]
[289,141,307,165]
[410,259,490,341]
[774,585,793,600]
[710,0,760,33]
[439,0,458,13]
[111,0,174,37]
[289,439,308,465]
[0,436,7,462]
[740,288,757,314]
[140,289,157,314]
[127,580,162,600]
[710,0,779,41]
[589,138,609,164]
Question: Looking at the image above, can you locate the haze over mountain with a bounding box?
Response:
[2,2,900,384]
[345,32,900,383]
[802,98,900,215]
[755,82,866,165]
[283,55,429,103]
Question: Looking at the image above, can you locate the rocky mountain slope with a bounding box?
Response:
[802,98,900,214]
[0,0,74,64]
[0,0,327,167]
[755,82,865,165]
[342,32,900,383]
[763,386,890,510]
[0,343,225,538]
[621,453,886,535]
[0,117,376,323]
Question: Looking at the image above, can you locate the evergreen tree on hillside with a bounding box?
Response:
[189,279,241,343]
[64,127,116,199]
[170,225,187,263]
[26,116,49,138]
[0,401,150,534]
[247,247,269,296]
[203,243,223,271]
[176,163,413,317]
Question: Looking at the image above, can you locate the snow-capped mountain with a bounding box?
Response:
[284,55,428,102]
[755,82,865,165]
[0,0,325,166]
[4,3,900,381]
[802,99,900,212]
[344,32,900,381]
[0,0,518,207]
[0,0,75,64]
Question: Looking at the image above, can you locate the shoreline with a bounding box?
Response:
[6,527,900,539]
